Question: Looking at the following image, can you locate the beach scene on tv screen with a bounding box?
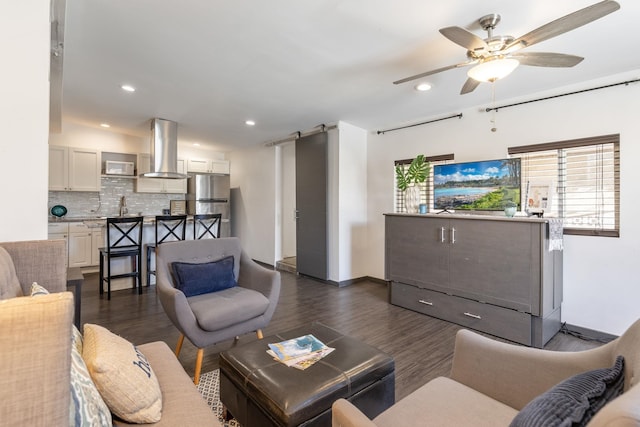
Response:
[434,159,521,210]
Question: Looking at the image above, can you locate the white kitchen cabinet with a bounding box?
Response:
[68,231,92,267]
[49,222,103,268]
[47,223,69,268]
[49,146,101,192]
[91,228,104,266]
[136,154,187,193]
[187,158,229,174]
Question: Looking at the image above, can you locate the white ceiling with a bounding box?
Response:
[60,1,640,152]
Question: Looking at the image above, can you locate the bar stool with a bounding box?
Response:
[99,216,144,300]
[193,213,222,239]
[146,215,187,286]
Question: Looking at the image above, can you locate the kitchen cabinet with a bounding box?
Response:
[187,158,229,174]
[48,222,103,268]
[136,154,187,193]
[47,223,69,268]
[68,224,92,268]
[385,213,563,347]
[91,227,104,266]
[49,146,101,192]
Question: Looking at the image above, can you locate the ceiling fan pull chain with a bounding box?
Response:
[490,82,497,132]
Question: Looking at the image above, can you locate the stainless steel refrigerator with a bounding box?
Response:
[186,174,231,237]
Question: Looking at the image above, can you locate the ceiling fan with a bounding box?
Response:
[394,0,620,94]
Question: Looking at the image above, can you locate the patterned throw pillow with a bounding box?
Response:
[82,324,162,423]
[30,282,50,296]
[70,325,113,427]
[30,282,112,426]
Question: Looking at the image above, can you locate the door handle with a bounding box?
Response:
[440,227,446,243]
[450,227,456,244]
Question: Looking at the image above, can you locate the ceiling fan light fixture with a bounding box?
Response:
[467,57,519,83]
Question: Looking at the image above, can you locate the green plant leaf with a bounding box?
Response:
[395,164,408,192]
[396,155,431,192]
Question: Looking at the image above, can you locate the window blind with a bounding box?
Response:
[509,134,620,237]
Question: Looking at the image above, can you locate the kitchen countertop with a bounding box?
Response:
[48,215,228,224]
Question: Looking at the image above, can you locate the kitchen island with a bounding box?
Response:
[48,215,230,289]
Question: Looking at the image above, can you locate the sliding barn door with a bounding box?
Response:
[295,132,327,280]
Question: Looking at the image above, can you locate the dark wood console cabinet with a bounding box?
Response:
[385,213,562,347]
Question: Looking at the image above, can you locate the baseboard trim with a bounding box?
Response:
[562,323,618,343]
[326,276,387,288]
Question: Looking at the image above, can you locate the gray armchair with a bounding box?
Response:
[155,238,280,384]
[333,319,640,427]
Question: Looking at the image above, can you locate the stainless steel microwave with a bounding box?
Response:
[104,160,135,176]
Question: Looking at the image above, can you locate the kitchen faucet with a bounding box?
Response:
[119,195,128,216]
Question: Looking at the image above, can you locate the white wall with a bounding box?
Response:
[366,70,640,336]
[228,144,277,265]
[336,122,368,281]
[0,2,50,241]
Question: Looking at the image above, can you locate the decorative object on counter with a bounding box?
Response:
[504,200,517,217]
[170,199,187,215]
[395,154,430,214]
[50,204,68,218]
[548,218,564,252]
[525,180,553,217]
[419,203,428,214]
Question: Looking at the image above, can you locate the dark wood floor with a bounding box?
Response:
[80,270,601,401]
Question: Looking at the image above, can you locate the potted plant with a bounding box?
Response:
[395,154,430,213]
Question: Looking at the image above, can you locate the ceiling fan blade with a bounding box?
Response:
[506,0,620,52]
[460,78,481,95]
[511,52,584,67]
[393,61,475,85]
[439,26,488,52]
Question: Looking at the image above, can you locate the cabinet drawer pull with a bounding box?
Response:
[418,299,433,306]
[463,312,481,320]
[440,227,446,243]
[451,227,456,244]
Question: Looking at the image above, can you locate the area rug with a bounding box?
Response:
[197,369,242,427]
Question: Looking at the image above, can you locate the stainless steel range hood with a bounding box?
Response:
[141,118,187,179]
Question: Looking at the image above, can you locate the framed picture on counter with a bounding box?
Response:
[525,181,553,214]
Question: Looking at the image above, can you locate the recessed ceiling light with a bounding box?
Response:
[415,82,432,92]
[121,84,136,92]
[245,120,256,126]
[193,143,200,147]
[100,123,110,128]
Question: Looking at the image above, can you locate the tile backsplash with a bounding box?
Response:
[48,177,184,218]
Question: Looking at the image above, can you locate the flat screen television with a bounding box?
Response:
[433,158,521,211]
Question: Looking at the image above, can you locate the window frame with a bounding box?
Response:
[509,134,620,237]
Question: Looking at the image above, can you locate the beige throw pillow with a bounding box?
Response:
[82,324,162,423]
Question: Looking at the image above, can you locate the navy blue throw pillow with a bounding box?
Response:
[171,256,237,297]
[510,355,625,427]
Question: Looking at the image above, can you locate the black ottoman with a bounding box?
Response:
[219,322,395,427]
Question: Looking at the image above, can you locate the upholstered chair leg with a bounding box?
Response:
[194,348,204,385]
[175,334,185,357]
[256,329,264,339]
